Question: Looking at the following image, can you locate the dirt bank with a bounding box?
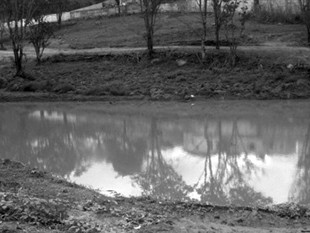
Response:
[1,159,310,233]
[0,49,310,102]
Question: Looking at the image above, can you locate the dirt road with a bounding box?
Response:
[1,44,310,65]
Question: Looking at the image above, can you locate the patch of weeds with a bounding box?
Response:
[0,180,21,192]
[0,77,8,89]
[22,80,52,92]
[86,82,129,96]
[85,87,108,96]
[52,83,75,94]
[5,78,25,92]
[42,53,68,63]
[166,70,183,80]
[0,193,68,226]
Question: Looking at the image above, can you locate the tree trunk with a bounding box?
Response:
[0,30,4,50]
[13,47,23,76]
[57,13,62,28]
[144,6,154,59]
[139,0,143,12]
[201,20,207,59]
[147,28,154,58]
[213,1,220,50]
[215,25,220,49]
[117,4,121,15]
[307,25,310,46]
[253,0,260,13]
[34,45,41,64]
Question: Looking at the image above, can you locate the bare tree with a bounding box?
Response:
[53,0,70,28]
[212,0,249,50]
[28,21,54,64]
[222,0,241,66]
[1,0,39,76]
[253,0,260,13]
[141,0,163,58]
[175,0,210,60]
[197,0,209,59]
[27,0,54,64]
[212,0,224,49]
[0,9,6,50]
[139,0,144,12]
[299,0,310,46]
[114,0,122,15]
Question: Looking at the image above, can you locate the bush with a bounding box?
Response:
[52,83,75,94]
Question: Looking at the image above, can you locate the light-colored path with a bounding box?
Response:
[1,44,310,65]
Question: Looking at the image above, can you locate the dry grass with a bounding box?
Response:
[52,13,307,49]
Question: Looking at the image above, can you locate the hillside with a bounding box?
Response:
[51,13,306,49]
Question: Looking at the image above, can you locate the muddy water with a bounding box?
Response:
[0,101,310,207]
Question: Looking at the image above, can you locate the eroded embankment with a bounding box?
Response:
[1,159,310,233]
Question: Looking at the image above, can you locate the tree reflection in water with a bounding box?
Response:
[194,119,273,206]
[133,118,193,201]
[0,109,98,177]
[0,106,308,205]
[289,123,310,204]
[104,120,147,176]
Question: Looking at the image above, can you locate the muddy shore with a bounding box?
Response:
[1,159,310,233]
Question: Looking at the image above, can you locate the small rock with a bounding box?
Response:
[176,59,187,67]
[151,58,161,64]
[62,189,69,193]
[184,94,195,100]
[287,64,294,71]
[68,226,81,233]
[30,169,45,178]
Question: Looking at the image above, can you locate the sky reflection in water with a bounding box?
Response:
[0,103,309,207]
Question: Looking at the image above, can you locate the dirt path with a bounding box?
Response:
[1,44,310,65]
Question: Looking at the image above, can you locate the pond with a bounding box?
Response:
[0,101,310,207]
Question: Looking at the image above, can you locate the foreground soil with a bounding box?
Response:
[0,47,310,102]
[1,159,310,233]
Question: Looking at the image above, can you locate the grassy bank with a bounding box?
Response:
[0,49,309,101]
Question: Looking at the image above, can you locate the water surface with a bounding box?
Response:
[1,101,309,207]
